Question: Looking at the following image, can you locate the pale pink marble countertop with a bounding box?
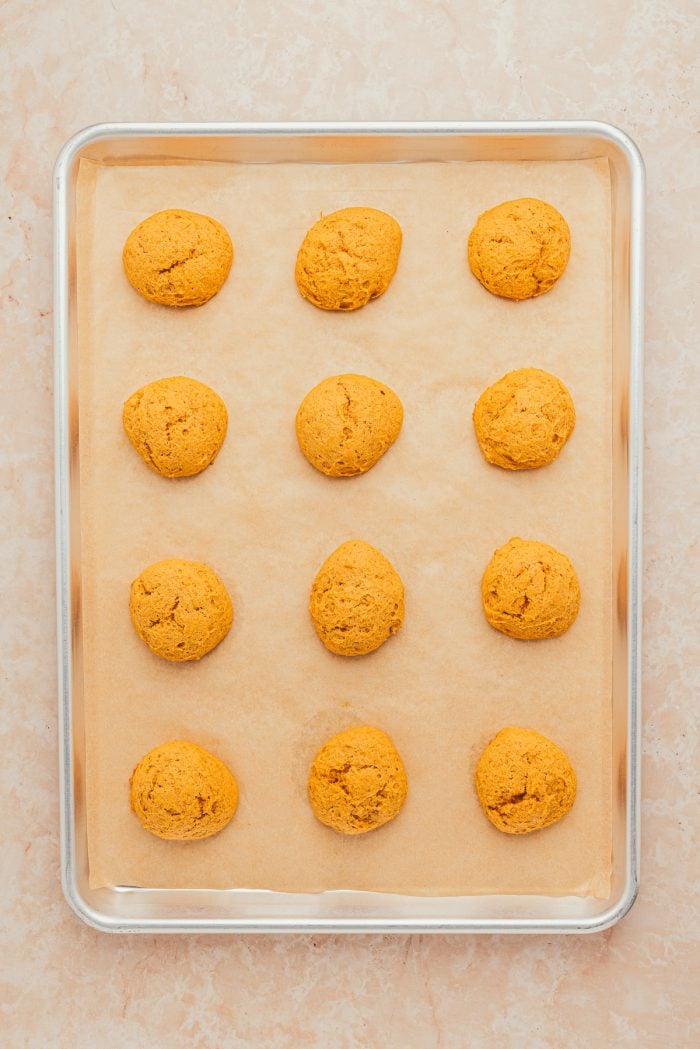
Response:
[2,2,698,1046]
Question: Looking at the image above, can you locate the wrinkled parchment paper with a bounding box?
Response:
[77,156,612,896]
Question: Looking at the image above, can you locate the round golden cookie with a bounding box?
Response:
[295,207,402,311]
[296,373,403,477]
[122,208,233,307]
[130,558,233,661]
[130,740,238,840]
[473,367,575,470]
[475,726,576,834]
[310,540,404,656]
[467,198,570,300]
[123,376,228,478]
[308,725,408,835]
[481,537,580,640]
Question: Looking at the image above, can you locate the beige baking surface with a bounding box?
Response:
[77,155,612,896]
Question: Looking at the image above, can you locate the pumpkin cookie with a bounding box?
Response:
[130,740,238,840]
[310,540,404,656]
[295,207,402,310]
[481,537,580,640]
[296,373,403,476]
[473,367,575,470]
[475,726,576,834]
[130,558,233,661]
[122,208,233,306]
[468,198,570,300]
[308,725,407,835]
[123,376,228,478]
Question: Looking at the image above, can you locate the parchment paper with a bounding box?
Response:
[77,155,612,896]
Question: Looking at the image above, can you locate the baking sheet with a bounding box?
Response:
[77,156,612,896]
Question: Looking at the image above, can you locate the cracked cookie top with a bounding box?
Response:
[481,537,580,640]
[295,373,403,477]
[467,197,570,301]
[475,726,576,834]
[309,540,404,657]
[122,208,233,307]
[122,375,228,478]
[294,206,402,311]
[129,558,233,662]
[307,725,408,835]
[129,740,238,840]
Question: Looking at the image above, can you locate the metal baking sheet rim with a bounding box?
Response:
[53,121,644,934]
